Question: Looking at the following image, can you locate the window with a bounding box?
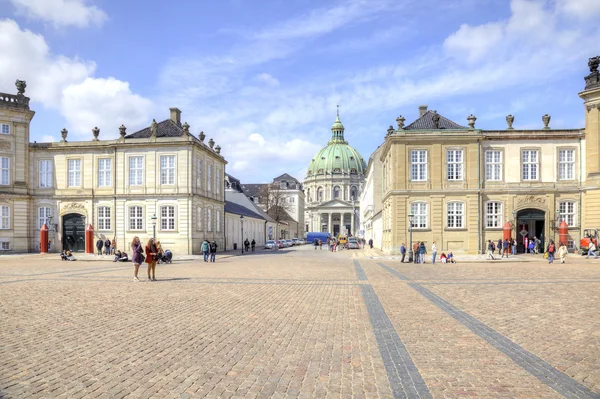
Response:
[216,210,221,232]
[280,181,286,189]
[485,150,502,181]
[39,160,53,188]
[317,187,323,201]
[558,149,575,180]
[161,206,175,230]
[567,240,576,250]
[410,150,427,181]
[446,150,463,181]
[559,201,576,227]
[38,207,51,229]
[486,202,502,228]
[98,207,111,230]
[447,202,464,228]
[334,186,341,199]
[207,164,212,192]
[350,187,358,200]
[129,206,143,230]
[522,150,538,181]
[129,157,144,186]
[216,167,221,194]
[197,159,202,188]
[0,157,9,185]
[1,124,9,135]
[67,159,81,187]
[206,208,212,232]
[197,207,203,231]
[410,202,427,228]
[0,240,9,250]
[98,158,112,187]
[160,155,176,185]
[0,205,10,229]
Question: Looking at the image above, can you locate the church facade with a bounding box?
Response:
[377,57,600,254]
[0,81,226,254]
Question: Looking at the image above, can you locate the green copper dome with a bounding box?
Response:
[306,114,367,177]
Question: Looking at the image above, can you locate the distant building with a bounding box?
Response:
[360,145,383,249]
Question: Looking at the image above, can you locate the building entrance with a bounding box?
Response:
[516,209,545,253]
[62,213,85,252]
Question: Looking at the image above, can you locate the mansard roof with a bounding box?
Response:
[125,119,185,139]
[404,110,468,130]
[273,173,300,184]
[224,201,265,220]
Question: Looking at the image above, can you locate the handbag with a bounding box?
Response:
[543,252,548,259]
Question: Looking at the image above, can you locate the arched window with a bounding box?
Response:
[350,186,358,200]
[317,187,323,201]
[333,186,341,199]
[306,188,311,202]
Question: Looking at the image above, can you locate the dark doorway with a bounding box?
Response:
[62,213,85,252]
[516,209,545,253]
[333,224,340,237]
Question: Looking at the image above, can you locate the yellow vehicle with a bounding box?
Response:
[337,236,347,245]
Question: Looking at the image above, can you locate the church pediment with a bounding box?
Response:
[318,199,353,208]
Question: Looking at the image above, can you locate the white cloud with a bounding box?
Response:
[255,73,279,87]
[557,0,600,19]
[8,0,107,28]
[41,134,56,142]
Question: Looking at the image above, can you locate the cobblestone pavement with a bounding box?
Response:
[1,247,599,398]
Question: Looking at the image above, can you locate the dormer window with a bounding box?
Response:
[318,168,324,173]
[350,156,354,160]
[350,168,357,173]
[321,157,326,160]
[333,168,341,173]
[335,156,340,159]
[280,181,287,189]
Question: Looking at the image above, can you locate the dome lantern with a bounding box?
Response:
[330,105,346,143]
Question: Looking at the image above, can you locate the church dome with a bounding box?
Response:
[306,114,367,177]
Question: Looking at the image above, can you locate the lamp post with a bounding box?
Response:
[408,212,414,263]
[151,214,157,239]
[240,215,244,254]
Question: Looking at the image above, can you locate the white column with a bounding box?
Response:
[351,211,355,235]
[328,213,332,234]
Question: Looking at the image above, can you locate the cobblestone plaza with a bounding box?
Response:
[1,248,599,398]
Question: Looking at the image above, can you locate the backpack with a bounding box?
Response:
[491,242,496,251]
[548,244,555,253]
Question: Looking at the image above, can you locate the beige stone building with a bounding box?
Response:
[0,81,226,254]
[378,57,600,255]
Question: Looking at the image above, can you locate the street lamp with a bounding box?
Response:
[408,212,414,263]
[151,214,157,239]
[240,215,244,254]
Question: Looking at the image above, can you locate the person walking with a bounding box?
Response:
[244,238,250,252]
[487,240,496,260]
[368,238,373,249]
[313,239,319,250]
[400,243,406,263]
[413,242,419,264]
[145,238,158,281]
[547,240,556,264]
[418,242,426,264]
[131,236,143,282]
[209,241,218,262]
[557,242,568,264]
[110,238,116,255]
[497,238,502,256]
[502,239,509,258]
[96,238,103,256]
[535,237,541,254]
[586,240,598,259]
[511,238,517,255]
[431,242,437,264]
[251,239,256,252]
[524,236,529,253]
[201,239,210,262]
[528,240,535,254]
[104,238,111,255]
[319,239,323,250]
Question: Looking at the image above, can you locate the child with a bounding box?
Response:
[557,243,568,264]
[447,252,456,263]
[440,253,447,263]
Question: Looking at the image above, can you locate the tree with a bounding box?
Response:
[258,184,295,224]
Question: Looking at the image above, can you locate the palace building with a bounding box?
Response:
[0,80,226,254]
[373,56,600,254]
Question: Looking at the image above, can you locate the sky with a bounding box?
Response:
[1,0,599,183]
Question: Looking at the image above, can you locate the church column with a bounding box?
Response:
[328,213,332,235]
[351,211,355,236]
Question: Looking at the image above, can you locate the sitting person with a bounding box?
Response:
[447,251,456,263]
[117,252,129,262]
[60,250,68,261]
[113,250,122,262]
[440,252,447,263]
[65,250,76,261]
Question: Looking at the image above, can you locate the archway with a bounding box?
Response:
[62,213,86,252]
[516,208,545,253]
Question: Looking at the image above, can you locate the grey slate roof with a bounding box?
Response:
[125,119,187,139]
[224,201,265,220]
[242,184,266,198]
[273,173,299,184]
[404,110,468,130]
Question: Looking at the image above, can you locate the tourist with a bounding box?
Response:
[497,238,502,256]
[251,239,256,252]
[487,240,496,260]
[368,238,373,249]
[131,236,143,282]
[586,240,598,259]
[110,238,116,255]
[201,239,210,261]
[418,242,426,264]
[557,242,568,264]
[431,241,437,264]
[400,243,406,263]
[156,240,164,259]
[104,238,111,255]
[447,251,455,263]
[528,240,535,254]
[209,241,218,262]
[145,238,158,281]
[524,236,529,253]
[413,242,419,264]
[535,237,541,254]
[244,238,250,252]
[313,239,319,250]
[547,240,556,264]
[502,239,509,258]
[96,238,103,255]
[319,239,323,250]
[511,238,516,255]
[440,253,447,263]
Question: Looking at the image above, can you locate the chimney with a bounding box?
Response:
[169,107,181,125]
[418,105,428,117]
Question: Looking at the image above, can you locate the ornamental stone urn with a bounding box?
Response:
[432,111,440,129]
[215,145,221,154]
[467,114,477,129]
[396,115,405,129]
[15,79,26,94]
[506,114,515,130]
[182,122,190,135]
[542,114,551,129]
[199,131,205,142]
[208,138,214,149]
[61,128,68,142]
[119,124,126,138]
[92,126,100,141]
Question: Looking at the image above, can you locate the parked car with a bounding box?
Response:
[347,238,360,249]
[291,238,299,246]
[265,240,277,249]
[297,239,306,245]
[285,239,294,247]
[276,240,285,248]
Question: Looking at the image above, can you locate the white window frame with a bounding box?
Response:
[161,205,176,231]
[0,157,9,185]
[67,159,81,187]
[197,207,203,231]
[216,210,221,232]
[447,202,464,228]
[129,156,144,186]
[38,207,51,229]
[98,158,112,187]
[129,206,143,231]
[486,202,502,228]
[0,239,9,250]
[206,208,213,232]
[446,149,463,181]
[522,150,539,181]
[39,160,53,188]
[410,150,427,181]
[410,202,427,229]
[1,124,9,135]
[0,205,10,229]
[160,155,176,185]
[317,187,323,201]
[558,201,576,227]
[485,150,502,181]
[558,149,575,181]
[98,206,111,230]
[197,158,202,188]
[207,164,212,192]
[216,167,221,194]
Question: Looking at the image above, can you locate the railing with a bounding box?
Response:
[0,93,30,109]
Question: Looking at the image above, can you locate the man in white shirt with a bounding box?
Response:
[431,242,437,264]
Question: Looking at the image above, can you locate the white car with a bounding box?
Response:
[265,240,277,249]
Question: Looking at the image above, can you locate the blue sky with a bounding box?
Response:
[1,0,599,183]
